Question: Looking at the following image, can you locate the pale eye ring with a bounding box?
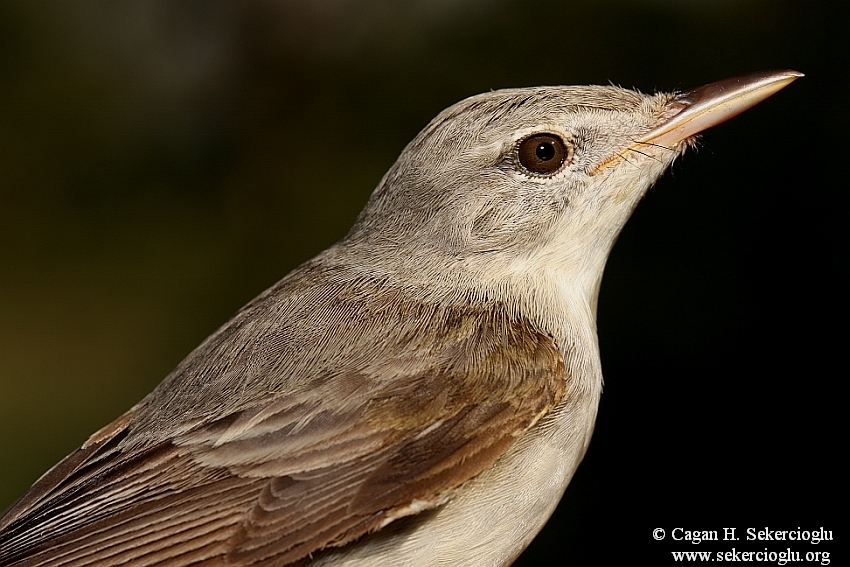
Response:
[516,133,571,176]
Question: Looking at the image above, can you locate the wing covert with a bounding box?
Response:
[0,264,567,567]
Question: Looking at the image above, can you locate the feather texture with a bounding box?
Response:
[0,259,566,566]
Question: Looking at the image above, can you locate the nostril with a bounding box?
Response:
[660,100,690,122]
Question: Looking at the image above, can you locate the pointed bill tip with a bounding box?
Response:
[638,70,803,146]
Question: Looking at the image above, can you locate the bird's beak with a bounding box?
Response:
[638,69,803,147]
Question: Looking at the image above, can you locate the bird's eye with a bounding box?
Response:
[517,133,570,176]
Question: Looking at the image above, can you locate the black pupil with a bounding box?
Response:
[535,142,555,162]
[517,133,567,175]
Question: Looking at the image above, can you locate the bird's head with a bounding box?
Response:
[341,72,800,305]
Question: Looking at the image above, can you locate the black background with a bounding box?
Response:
[0,1,845,563]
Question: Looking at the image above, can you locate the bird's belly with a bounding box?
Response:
[309,393,599,567]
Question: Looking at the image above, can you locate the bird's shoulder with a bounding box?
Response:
[0,257,568,566]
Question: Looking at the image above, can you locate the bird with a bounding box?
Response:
[0,70,800,567]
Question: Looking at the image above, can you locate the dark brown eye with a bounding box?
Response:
[517,133,569,175]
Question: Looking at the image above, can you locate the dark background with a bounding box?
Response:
[1,0,845,563]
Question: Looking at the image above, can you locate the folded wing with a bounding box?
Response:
[0,262,566,566]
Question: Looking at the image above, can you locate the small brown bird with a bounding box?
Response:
[0,71,800,566]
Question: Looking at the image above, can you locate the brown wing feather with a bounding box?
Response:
[0,261,566,566]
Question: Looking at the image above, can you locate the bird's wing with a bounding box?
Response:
[0,264,567,567]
